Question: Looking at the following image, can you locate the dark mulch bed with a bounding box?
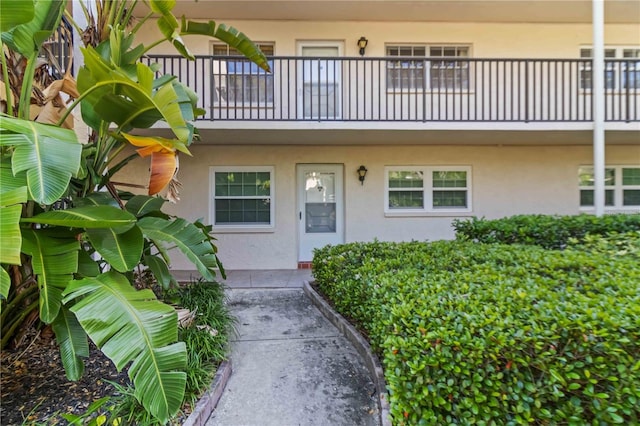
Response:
[1,329,130,425]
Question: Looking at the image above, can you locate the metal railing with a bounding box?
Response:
[142,55,640,123]
[41,16,74,78]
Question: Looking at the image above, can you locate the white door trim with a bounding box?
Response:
[297,41,344,120]
[297,164,345,261]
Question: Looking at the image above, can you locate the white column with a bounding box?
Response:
[592,0,605,216]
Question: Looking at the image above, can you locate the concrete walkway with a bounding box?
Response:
[205,271,380,426]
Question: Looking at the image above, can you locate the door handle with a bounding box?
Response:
[299,211,302,220]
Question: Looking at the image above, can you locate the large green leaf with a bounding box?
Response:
[77,249,100,278]
[180,19,270,72]
[0,186,27,265]
[21,229,79,323]
[125,195,166,218]
[74,193,119,208]
[22,206,136,233]
[77,47,191,143]
[149,0,176,15]
[194,218,226,279]
[0,204,23,266]
[0,267,9,300]
[0,156,28,193]
[138,217,220,281]
[0,0,35,33]
[0,0,64,56]
[0,116,81,204]
[86,226,143,272]
[148,0,193,60]
[143,254,176,290]
[63,271,187,423]
[51,307,89,381]
[157,13,192,60]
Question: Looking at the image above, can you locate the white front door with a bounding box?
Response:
[299,42,342,119]
[297,164,344,261]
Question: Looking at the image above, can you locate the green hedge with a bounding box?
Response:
[453,214,640,249]
[312,235,640,425]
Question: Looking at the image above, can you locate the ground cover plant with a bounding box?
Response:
[312,215,640,425]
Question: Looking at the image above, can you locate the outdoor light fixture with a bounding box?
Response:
[357,36,368,56]
[357,165,368,185]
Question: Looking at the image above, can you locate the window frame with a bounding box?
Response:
[210,166,275,230]
[579,46,640,92]
[211,42,275,107]
[578,165,640,212]
[384,165,473,216]
[385,44,471,93]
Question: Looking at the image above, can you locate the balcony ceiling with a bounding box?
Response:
[140,1,640,24]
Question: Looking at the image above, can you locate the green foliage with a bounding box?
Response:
[453,214,640,249]
[176,280,234,404]
[2,0,267,422]
[568,230,640,261]
[63,271,187,424]
[106,280,233,424]
[313,233,640,425]
[0,116,82,204]
[60,396,111,425]
[0,0,35,33]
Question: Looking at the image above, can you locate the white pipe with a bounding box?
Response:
[592,0,605,216]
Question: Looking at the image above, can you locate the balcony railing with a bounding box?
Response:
[143,55,640,123]
[42,16,74,78]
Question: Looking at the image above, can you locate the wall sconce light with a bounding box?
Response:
[357,165,368,185]
[357,36,368,56]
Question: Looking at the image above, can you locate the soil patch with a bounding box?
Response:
[1,330,130,425]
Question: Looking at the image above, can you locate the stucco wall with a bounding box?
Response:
[116,144,640,270]
[118,17,640,271]
[134,19,640,57]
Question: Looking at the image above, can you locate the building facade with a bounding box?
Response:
[119,0,639,270]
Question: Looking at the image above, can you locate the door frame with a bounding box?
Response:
[297,163,345,262]
[297,40,344,120]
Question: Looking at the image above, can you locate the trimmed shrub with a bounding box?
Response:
[453,214,640,249]
[313,237,640,425]
[568,231,640,261]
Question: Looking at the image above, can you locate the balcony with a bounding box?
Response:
[143,55,640,125]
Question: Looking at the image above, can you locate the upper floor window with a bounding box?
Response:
[580,47,640,90]
[212,43,274,105]
[579,165,640,210]
[211,166,274,227]
[386,45,470,91]
[385,166,472,214]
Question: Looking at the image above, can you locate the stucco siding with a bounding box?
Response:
[137,20,640,57]
[115,12,640,271]
[116,144,640,270]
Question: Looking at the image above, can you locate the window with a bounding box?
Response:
[211,167,274,227]
[386,45,470,91]
[580,47,640,90]
[386,45,426,90]
[622,49,640,90]
[579,165,640,210]
[429,46,470,90]
[386,166,472,213]
[212,43,274,104]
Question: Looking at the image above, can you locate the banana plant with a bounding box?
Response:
[1,0,267,422]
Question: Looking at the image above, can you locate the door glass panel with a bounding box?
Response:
[302,46,340,119]
[304,172,336,233]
